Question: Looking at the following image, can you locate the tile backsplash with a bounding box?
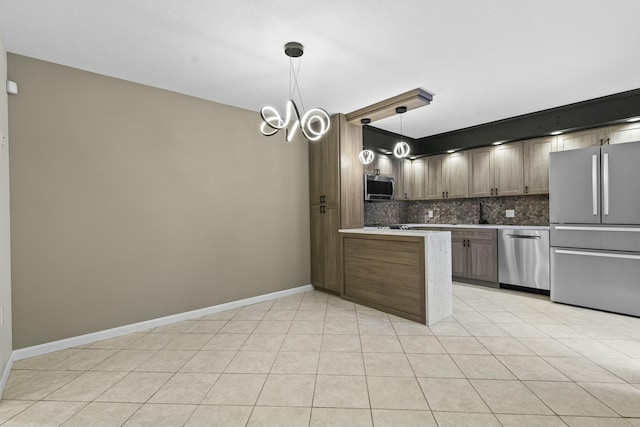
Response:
[365,195,549,226]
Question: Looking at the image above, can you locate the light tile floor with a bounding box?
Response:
[2,283,640,426]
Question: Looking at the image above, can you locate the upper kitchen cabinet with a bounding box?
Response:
[468,146,494,198]
[363,153,392,177]
[556,128,607,151]
[443,151,469,199]
[523,136,555,195]
[402,159,413,200]
[607,121,640,145]
[377,154,393,176]
[493,141,524,196]
[391,158,412,200]
[410,158,426,200]
[468,142,524,197]
[426,154,444,199]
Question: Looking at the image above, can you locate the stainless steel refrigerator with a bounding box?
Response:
[549,141,640,317]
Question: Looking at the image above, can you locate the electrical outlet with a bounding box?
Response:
[506,209,515,218]
[428,210,434,218]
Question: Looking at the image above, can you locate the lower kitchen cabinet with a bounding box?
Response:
[310,205,341,293]
[448,229,498,286]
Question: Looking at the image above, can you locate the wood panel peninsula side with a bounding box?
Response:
[339,229,452,326]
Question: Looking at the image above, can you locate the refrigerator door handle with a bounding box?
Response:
[603,152,610,216]
[592,154,598,216]
[555,249,640,261]
[555,225,640,232]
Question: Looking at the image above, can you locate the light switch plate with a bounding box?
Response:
[506,209,515,218]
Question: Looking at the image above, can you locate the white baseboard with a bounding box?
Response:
[11,284,313,362]
[0,352,15,399]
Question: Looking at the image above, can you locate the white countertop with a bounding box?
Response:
[339,228,451,238]
[364,223,550,231]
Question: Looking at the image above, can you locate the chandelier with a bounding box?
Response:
[260,42,330,142]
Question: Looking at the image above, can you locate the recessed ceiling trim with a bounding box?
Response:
[346,88,433,126]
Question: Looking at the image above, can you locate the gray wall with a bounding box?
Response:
[8,54,311,349]
[0,37,13,383]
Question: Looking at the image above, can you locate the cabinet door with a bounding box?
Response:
[340,117,364,229]
[557,128,605,151]
[493,142,524,196]
[309,139,324,206]
[401,159,412,200]
[467,238,498,283]
[607,122,640,145]
[363,160,375,176]
[426,155,444,199]
[323,206,342,293]
[411,158,425,200]
[468,147,494,198]
[524,136,554,195]
[310,206,325,289]
[376,154,393,176]
[323,116,341,205]
[450,232,468,279]
[443,151,469,199]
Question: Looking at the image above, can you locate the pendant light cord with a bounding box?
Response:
[289,57,306,114]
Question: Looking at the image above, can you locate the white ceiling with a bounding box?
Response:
[1,0,640,139]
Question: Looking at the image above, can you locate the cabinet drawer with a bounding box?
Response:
[447,229,496,240]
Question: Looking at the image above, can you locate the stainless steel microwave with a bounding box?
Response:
[364,174,394,201]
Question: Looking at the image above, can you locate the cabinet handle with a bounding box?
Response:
[525,185,528,194]
[600,138,604,146]
[606,138,610,145]
[491,188,494,195]
[495,188,498,195]
[442,191,445,198]
[446,191,449,198]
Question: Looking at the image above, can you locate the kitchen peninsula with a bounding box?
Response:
[339,228,452,326]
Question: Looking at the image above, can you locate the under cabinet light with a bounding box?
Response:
[627,117,640,123]
[550,131,563,135]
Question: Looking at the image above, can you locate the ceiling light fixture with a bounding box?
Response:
[627,117,640,123]
[393,106,410,158]
[358,118,375,165]
[550,131,563,135]
[259,42,330,142]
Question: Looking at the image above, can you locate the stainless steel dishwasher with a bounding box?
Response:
[498,229,550,291]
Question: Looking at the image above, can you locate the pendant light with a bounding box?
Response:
[260,42,330,142]
[394,106,410,158]
[358,118,375,165]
